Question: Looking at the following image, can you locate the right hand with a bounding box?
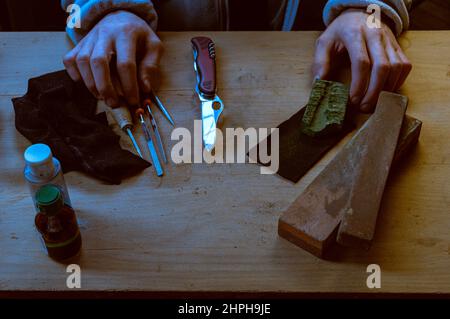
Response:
[63,10,163,108]
[312,9,412,112]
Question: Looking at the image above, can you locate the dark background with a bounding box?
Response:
[0,0,449,31]
[0,0,66,31]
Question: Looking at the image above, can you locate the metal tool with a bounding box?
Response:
[144,100,168,163]
[110,106,143,158]
[136,108,163,176]
[108,68,143,158]
[191,36,224,152]
[149,92,175,126]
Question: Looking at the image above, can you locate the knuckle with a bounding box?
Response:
[76,54,90,65]
[63,54,76,66]
[117,60,136,72]
[152,37,163,47]
[375,61,390,75]
[148,38,164,55]
[121,24,134,34]
[315,36,328,48]
[145,63,159,73]
[357,56,371,69]
[120,21,141,34]
[369,28,383,38]
[154,41,164,54]
[343,25,362,38]
[91,55,107,68]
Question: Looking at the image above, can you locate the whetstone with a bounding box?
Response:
[301,80,349,137]
[279,92,418,258]
[336,92,407,248]
[278,134,357,257]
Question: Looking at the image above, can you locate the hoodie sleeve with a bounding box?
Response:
[323,0,412,36]
[61,0,158,43]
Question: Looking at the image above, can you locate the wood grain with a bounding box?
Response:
[0,32,449,295]
[278,109,420,258]
[337,92,407,249]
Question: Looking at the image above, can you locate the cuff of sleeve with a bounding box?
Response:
[65,0,158,44]
[323,0,409,36]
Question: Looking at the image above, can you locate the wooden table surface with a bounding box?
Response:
[0,31,449,296]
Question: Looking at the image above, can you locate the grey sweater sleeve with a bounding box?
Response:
[323,0,411,36]
[61,0,158,43]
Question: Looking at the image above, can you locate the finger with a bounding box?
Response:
[111,72,124,97]
[384,28,412,91]
[64,31,97,82]
[393,48,412,91]
[138,31,163,93]
[115,33,139,106]
[75,37,100,98]
[63,45,82,82]
[312,36,333,81]
[90,37,120,107]
[360,31,390,112]
[383,40,402,92]
[340,31,371,107]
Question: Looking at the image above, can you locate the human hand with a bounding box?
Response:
[63,10,163,108]
[313,9,412,112]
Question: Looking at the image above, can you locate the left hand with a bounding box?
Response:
[313,9,412,112]
[63,10,163,109]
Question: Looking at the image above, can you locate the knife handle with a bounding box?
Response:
[192,37,216,98]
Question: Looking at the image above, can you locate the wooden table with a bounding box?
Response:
[0,32,449,297]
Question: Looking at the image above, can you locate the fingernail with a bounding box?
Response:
[143,79,151,92]
[129,97,139,107]
[360,103,372,113]
[351,96,362,106]
[312,75,320,84]
[107,98,116,107]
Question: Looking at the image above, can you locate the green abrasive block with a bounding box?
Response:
[301,80,349,137]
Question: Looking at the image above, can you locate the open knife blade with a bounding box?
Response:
[192,36,224,152]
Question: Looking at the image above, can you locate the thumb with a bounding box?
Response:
[312,36,333,81]
[138,35,163,93]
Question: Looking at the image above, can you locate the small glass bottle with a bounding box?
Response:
[34,185,82,261]
[24,143,71,211]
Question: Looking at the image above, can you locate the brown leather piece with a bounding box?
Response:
[12,70,150,184]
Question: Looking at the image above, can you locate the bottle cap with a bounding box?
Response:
[36,185,64,215]
[24,144,52,166]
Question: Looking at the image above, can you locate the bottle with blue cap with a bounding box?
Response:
[24,143,72,211]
